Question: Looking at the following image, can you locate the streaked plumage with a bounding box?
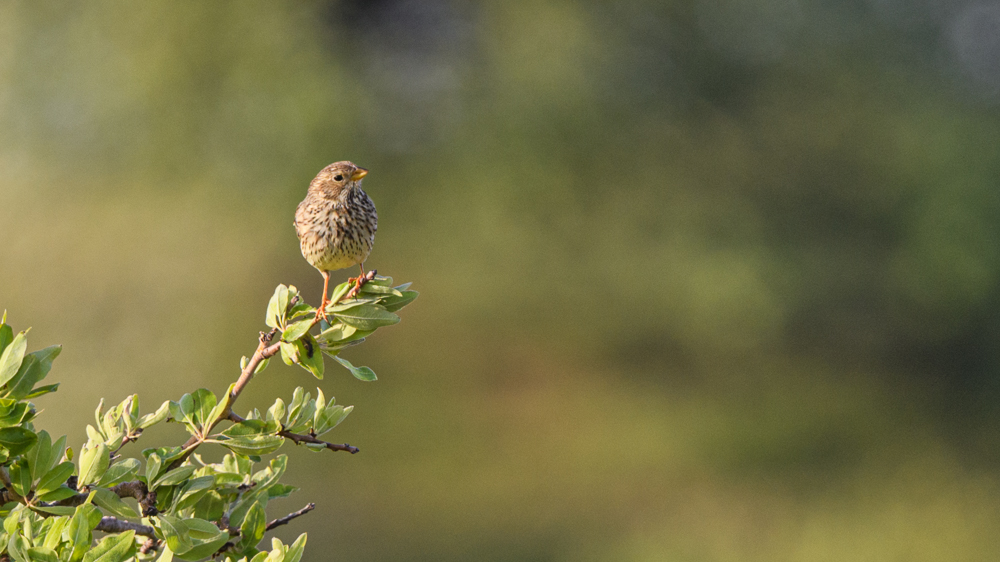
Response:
[294,161,378,317]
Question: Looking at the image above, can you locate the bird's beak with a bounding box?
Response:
[351,168,369,181]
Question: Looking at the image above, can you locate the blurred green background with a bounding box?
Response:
[3,1,1000,560]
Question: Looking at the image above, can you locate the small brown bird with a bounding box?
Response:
[294,161,378,319]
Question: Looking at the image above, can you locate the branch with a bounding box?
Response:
[96,516,156,538]
[227,412,359,454]
[168,328,280,470]
[266,503,316,531]
[110,430,142,458]
[279,430,360,454]
[53,480,157,516]
[111,480,158,516]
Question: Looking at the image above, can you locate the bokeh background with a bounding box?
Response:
[3,1,1000,560]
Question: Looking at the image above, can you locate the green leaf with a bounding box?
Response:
[174,392,196,428]
[189,389,217,433]
[328,297,381,313]
[0,427,37,456]
[24,384,59,399]
[211,434,284,457]
[317,323,356,343]
[83,530,136,562]
[145,451,163,485]
[359,283,403,297]
[267,483,298,499]
[381,290,419,312]
[334,356,377,381]
[191,490,226,522]
[7,345,61,400]
[123,395,140,433]
[267,398,286,424]
[174,518,230,561]
[27,429,53,482]
[92,487,140,520]
[281,319,313,343]
[0,400,30,429]
[154,465,197,488]
[7,533,29,562]
[138,401,171,429]
[252,455,288,490]
[334,304,400,331]
[265,285,290,329]
[286,387,306,427]
[0,317,12,356]
[154,545,175,562]
[31,504,77,516]
[37,461,75,495]
[205,384,235,433]
[220,419,280,439]
[26,547,59,562]
[285,533,308,562]
[156,514,193,556]
[78,441,110,487]
[254,357,270,374]
[68,504,101,561]
[298,335,324,380]
[314,405,353,436]
[42,515,69,549]
[237,501,266,551]
[8,459,29,497]
[36,486,77,502]
[0,330,28,387]
[279,342,297,366]
[96,458,140,488]
[328,281,353,307]
[172,475,215,512]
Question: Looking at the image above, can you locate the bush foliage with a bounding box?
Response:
[0,275,416,561]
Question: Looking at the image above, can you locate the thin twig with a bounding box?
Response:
[110,430,141,458]
[227,412,359,454]
[139,538,160,555]
[266,503,316,531]
[279,430,360,454]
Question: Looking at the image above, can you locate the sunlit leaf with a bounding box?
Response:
[0,330,28,388]
[92,488,140,520]
[334,356,377,381]
[334,304,400,331]
[82,530,136,562]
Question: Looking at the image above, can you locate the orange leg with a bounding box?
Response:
[316,270,331,322]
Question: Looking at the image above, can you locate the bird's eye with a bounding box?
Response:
[334,174,344,181]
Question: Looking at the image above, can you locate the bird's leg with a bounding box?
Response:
[316,270,331,322]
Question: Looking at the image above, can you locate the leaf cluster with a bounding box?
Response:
[0,276,416,561]
[266,276,417,381]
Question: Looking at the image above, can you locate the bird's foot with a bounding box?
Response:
[346,269,377,300]
[314,300,330,324]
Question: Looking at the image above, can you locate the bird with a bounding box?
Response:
[294,161,378,320]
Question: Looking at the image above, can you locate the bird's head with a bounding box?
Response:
[309,161,369,199]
